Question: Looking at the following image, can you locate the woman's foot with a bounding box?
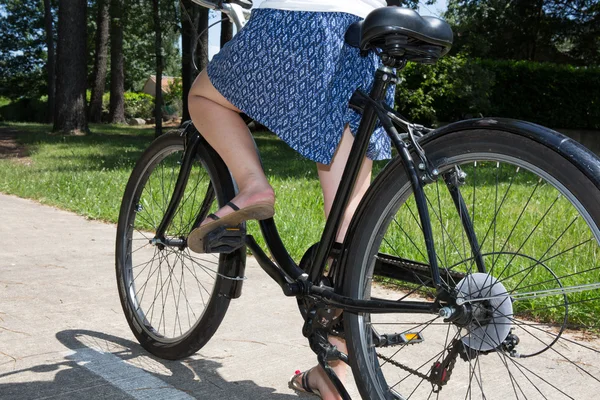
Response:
[200,184,275,225]
[187,184,275,253]
[290,365,344,400]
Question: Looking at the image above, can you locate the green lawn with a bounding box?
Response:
[1,122,598,329]
[0,122,373,260]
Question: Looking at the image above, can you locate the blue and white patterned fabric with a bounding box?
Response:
[207,8,395,165]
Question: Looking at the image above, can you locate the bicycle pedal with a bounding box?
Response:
[377,331,425,347]
[203,225,246,254]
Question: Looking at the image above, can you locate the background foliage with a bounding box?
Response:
[446,0,600,65]
[396,55,600,129]
[0,0,599,130]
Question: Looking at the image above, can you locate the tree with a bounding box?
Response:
[119,0,179,90]
[42,0,56,123]
[180,2,208,122]
[220,14,233,48]
[53,0,88,134]
[180,0,196,122]
[89,0,110,123]
[152,0,163,137]
[109,0,126,123]
[445,0,600,65]
[196,8,209,71]
[0,0,48,100]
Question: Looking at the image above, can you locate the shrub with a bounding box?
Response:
[0,97,49,122]
[124,92,154,120]
[163,77,183,117]
[395,56,600,129]
[99,92,155,120]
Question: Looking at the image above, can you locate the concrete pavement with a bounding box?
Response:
[0,193,358,399]
[1,193,600,399]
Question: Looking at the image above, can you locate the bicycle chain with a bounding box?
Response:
[376,340,461,392]
[377,255,467,281]
[377,352,431,381]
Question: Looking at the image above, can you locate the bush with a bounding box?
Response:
[483,60,600,130]
[0,97,49,122]
[99,92,155,120]
[396,56,600,130]
[124,92,154,120]
[163,77,183,117]
[396,55,495,126]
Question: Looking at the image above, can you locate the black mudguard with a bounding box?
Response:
[336,117,600,291]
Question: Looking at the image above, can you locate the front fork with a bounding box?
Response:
[154,126,204,241]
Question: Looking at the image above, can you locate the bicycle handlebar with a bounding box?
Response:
[190,0,251,29]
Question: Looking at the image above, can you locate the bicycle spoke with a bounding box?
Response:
[353,153,600,399]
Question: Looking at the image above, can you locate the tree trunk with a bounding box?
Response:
[152,0,163,137]
[53,0,88,135]
[89,0,110,123]
[180,0,198,122]
[530,0,545,61]
[196,7,209,73]
[43,0,55,124]
[109,0,126,123]
[220,14,233,48]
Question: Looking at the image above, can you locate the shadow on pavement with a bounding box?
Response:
[0,330,299,400]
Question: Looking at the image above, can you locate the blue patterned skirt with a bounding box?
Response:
[207,8,394,165]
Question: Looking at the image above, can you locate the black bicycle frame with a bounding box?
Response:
[153,64,484,315]
[249,64,451,313]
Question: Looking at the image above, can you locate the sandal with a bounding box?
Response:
[288,369,322,398]
[187,200,275,253]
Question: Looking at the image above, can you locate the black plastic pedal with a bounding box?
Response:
[203,225,246,253]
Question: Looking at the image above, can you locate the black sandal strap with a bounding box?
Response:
[207,213,219,221]
[302,370,314,394]
[226,201,240,211]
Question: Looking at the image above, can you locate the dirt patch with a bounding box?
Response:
[0,126,29,160]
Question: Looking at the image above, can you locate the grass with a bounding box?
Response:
[1,122,599,328]
[0,122,382,260]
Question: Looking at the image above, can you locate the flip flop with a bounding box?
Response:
[288,369,322,398]
[187,200,274,253]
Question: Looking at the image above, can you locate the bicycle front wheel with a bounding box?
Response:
[116,132,242,360]
[344,128,600,399]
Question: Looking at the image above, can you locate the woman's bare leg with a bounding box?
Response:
[188,70,274,220]
[318,126,372,242]
[295,126,372,400]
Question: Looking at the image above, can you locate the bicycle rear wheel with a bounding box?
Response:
[344,128,600,399]
[116,131,242,360]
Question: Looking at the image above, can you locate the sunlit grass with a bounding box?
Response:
[0,122,357,259]
[379,162,600,329]
[1,122,598,327]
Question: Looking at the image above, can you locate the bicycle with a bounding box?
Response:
[115,1,600,399]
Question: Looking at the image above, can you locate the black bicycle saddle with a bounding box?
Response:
[346,7,453,64]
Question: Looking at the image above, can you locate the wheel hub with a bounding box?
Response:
[455,273,513,352]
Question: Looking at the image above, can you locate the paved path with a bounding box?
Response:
[0,194,358,399]
[1,193,600,399]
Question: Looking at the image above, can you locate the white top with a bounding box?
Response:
[258,0,387,18]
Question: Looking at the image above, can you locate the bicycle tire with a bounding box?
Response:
[116,131,242,360]
[343,128,600,399]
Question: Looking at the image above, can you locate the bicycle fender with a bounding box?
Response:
[335,117,600,291]
[427,118,600,189]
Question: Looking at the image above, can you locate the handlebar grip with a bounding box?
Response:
[190,0,252,11]
[229,0,252,9]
